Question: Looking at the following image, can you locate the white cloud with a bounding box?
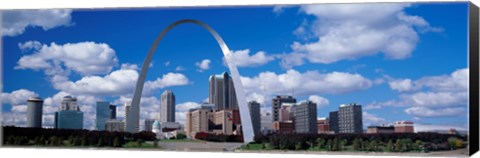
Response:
[363,111,388,127]
[225,49,275,67]
[195,59,211,72]
[175,66,185,71]
[144,73,190,95]
[52,65,189,97]
[241,69,372,96]
[53,68,138,96]
[278,3,441,68]
[176,102,201,112]
[378,68,469,118]
[388,79,416,92]
[164,61,170,67]
[16,41,119,76]
[414,123,467,133]
[1,89,38,105]
[404,106,465,118]
[308,95,329,108]
[2,9,72,36]
[120,63,139,70]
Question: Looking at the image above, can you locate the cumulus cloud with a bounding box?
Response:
[241,69,372,96]
[2,9,72,36]
[278,3,442,68]
[1,89,38,105]
[308,95,329,109]
[16,41,119,76]
[53,66,190,97]
[405,106,464,118]
[372,68,469,118]
[363,111,388,127]
[225,49,275,67]
[195,59,211,72]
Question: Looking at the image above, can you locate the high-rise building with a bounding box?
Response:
[160,90,176,122]
[329,111,339,133]
[124,102,139,132]
[54,96,83,129]
[26,97,43,128]
[248,101,261,135]
[394,121,414,133]
[109,105,116,119]
[279,105,293,122]
[260,112,274,135]
[294,101,318,134]
[338,103,363,134]
[209,72,238,110]
[96,101,112,131]
[272,95,296,122]
[185,104,214,138]
[144,119,155,132]
[105,120,125,132]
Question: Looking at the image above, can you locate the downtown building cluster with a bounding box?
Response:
[21,71,416,138]
[184,72,261,139]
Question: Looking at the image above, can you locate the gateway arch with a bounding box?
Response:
[126,19,254,143]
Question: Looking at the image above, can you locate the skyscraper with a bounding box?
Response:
[160,90,175,122]
[26,97,43,128]
[329,111,339,133]
[109,105,116,119]
[124,102,139,132]
[144,119,155,131]
[185,104,214,138]
[248,101,261,135]
[96,101,112,131]
[272,95,296,122]
[54,96,83,129]
[338,103,363,133]
[294,101,318,134]
[209,72,238,110]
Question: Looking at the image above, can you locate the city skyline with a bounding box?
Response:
[1,3,469,133]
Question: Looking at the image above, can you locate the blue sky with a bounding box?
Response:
[1,2,470,131]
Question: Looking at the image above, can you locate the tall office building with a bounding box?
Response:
[209,72,238,110]
[96,101,112,131]
[329,111,339,133]
[124,102,139,132]
[26,97,43,128]
[272,95,296,122]
[109,105,116,119]
[54,96,83,129]
[338,103,363,133]
[248,101,261,135]
[160,90,176,122]
[294,101,318,134]
[144,119,155,131]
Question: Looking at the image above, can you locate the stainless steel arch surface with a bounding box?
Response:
[126,19,254,143]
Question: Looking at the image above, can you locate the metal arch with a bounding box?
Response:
[126,19,254,143]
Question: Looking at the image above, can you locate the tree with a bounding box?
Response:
[386,140,394,152]
[352,138,361,151]
[339,139,347,151]
[326,139,332,151]
[368,140,378,151]
[332,138,340,151]
[113,137,121,147]
[295,142,303,150]
[395,139,404,152]
[316,138,326,150]
[97,137,104,147]
[447,137,457,150]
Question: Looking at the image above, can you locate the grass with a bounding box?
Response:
[123,141,157,148]
[158,139,203,143]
